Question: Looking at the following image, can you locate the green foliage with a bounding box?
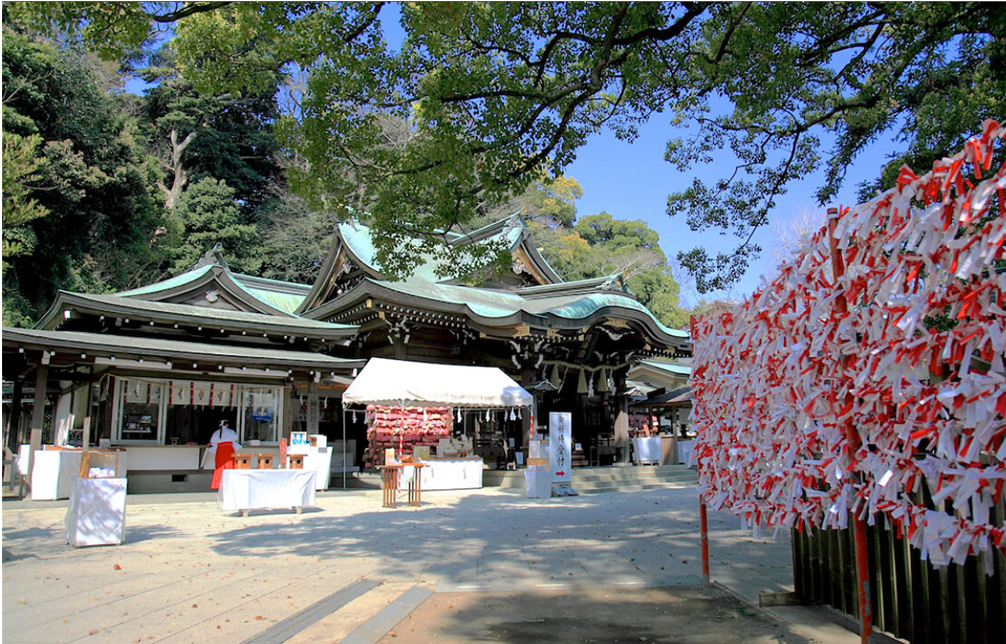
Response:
[138,45,283,214]
[1,27,164,325]
[169,177,261,275]
[256,190,334,285]
[172,2,1006,291]
[519,196,687,328]
[7,1,997,300]
[1,129,49,264]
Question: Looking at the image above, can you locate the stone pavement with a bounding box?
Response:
[2,486,870,643]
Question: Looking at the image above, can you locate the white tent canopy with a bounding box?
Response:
[342,358,533,408]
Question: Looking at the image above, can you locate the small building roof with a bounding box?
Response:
[117,255,311,315]
[3,327,364,373]
[626,359,692,389]
[36,291,357,340]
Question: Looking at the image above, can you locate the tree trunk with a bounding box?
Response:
[157,128,197,211]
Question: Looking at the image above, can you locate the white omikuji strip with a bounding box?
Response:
[691,119,1006,572]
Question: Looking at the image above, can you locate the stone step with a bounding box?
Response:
[484,465,697,491]
[343,465,698,492]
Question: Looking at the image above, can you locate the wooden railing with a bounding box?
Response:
[792,502,1006,643]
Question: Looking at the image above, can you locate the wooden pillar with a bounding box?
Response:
[6,378,24,454]
[28,355,49,481]
[30,357,48,438]
[306,380,320,436]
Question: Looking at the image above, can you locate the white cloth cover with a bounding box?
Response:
[287,446,332,490]
[217,469,316,512]
[418,459,483,491]
[632,437,661,464]
[342,358,533,408]
[65,478,127,547]
[32,450,83,500]
[677,440,694,465]
[524,467,552,498]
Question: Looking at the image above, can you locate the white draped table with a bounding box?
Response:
[413,458,483,491]
[218,469,317,516]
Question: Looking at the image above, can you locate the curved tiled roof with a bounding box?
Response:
[308,275,688,346]
[37,292,356,338]
[117,265,310,314]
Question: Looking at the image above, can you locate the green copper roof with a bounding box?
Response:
[372,277,688,338]
[239,287,305,313]
[41,292,356,336]
[338,217,525,283]
[116,264,310,315]
[638,360,692,376]
[231,274,311,314]
[117,265,215,296]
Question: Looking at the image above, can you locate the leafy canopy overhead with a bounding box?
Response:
[11,2,1004,292]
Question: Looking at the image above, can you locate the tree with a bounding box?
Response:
[136,46,283,215]
[168,177,261,275]
[1,26,163,324]
[10,2,1002,291]
[1,130,49,265]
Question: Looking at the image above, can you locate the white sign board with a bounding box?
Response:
[548,412,572,484]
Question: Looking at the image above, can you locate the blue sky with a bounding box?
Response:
[565,118,892,307]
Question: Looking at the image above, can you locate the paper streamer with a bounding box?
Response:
[691,120,1006,568]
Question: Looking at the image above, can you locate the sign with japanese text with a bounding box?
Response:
[549,412,572,484]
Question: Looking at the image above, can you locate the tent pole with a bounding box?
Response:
[341,403,347,489]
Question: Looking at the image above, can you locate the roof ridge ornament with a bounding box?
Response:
[194,244,229,271]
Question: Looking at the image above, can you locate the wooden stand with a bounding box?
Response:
[407,462,424,506]
[380,464,400,508]
[289,455,304,469]
[379,462,425,508]
[233,454,252,469]
[256,454,273,469]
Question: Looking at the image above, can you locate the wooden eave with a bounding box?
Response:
[35,292,357,342]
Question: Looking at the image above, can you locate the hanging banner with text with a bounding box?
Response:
[549,412,572,484]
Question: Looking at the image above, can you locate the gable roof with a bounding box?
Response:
[117,261,310,316]
[298,215,563,313]
[36,291,357,340]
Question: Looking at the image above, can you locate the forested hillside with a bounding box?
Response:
[1,16,687,328]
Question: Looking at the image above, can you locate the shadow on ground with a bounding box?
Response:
[389,585,810,644]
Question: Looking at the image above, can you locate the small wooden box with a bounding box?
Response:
[256,454,273,469]
[288,454,304,469]
[233,454,252,469]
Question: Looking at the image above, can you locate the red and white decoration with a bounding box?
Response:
[363,404,452,467]
[691,120,1006,570]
